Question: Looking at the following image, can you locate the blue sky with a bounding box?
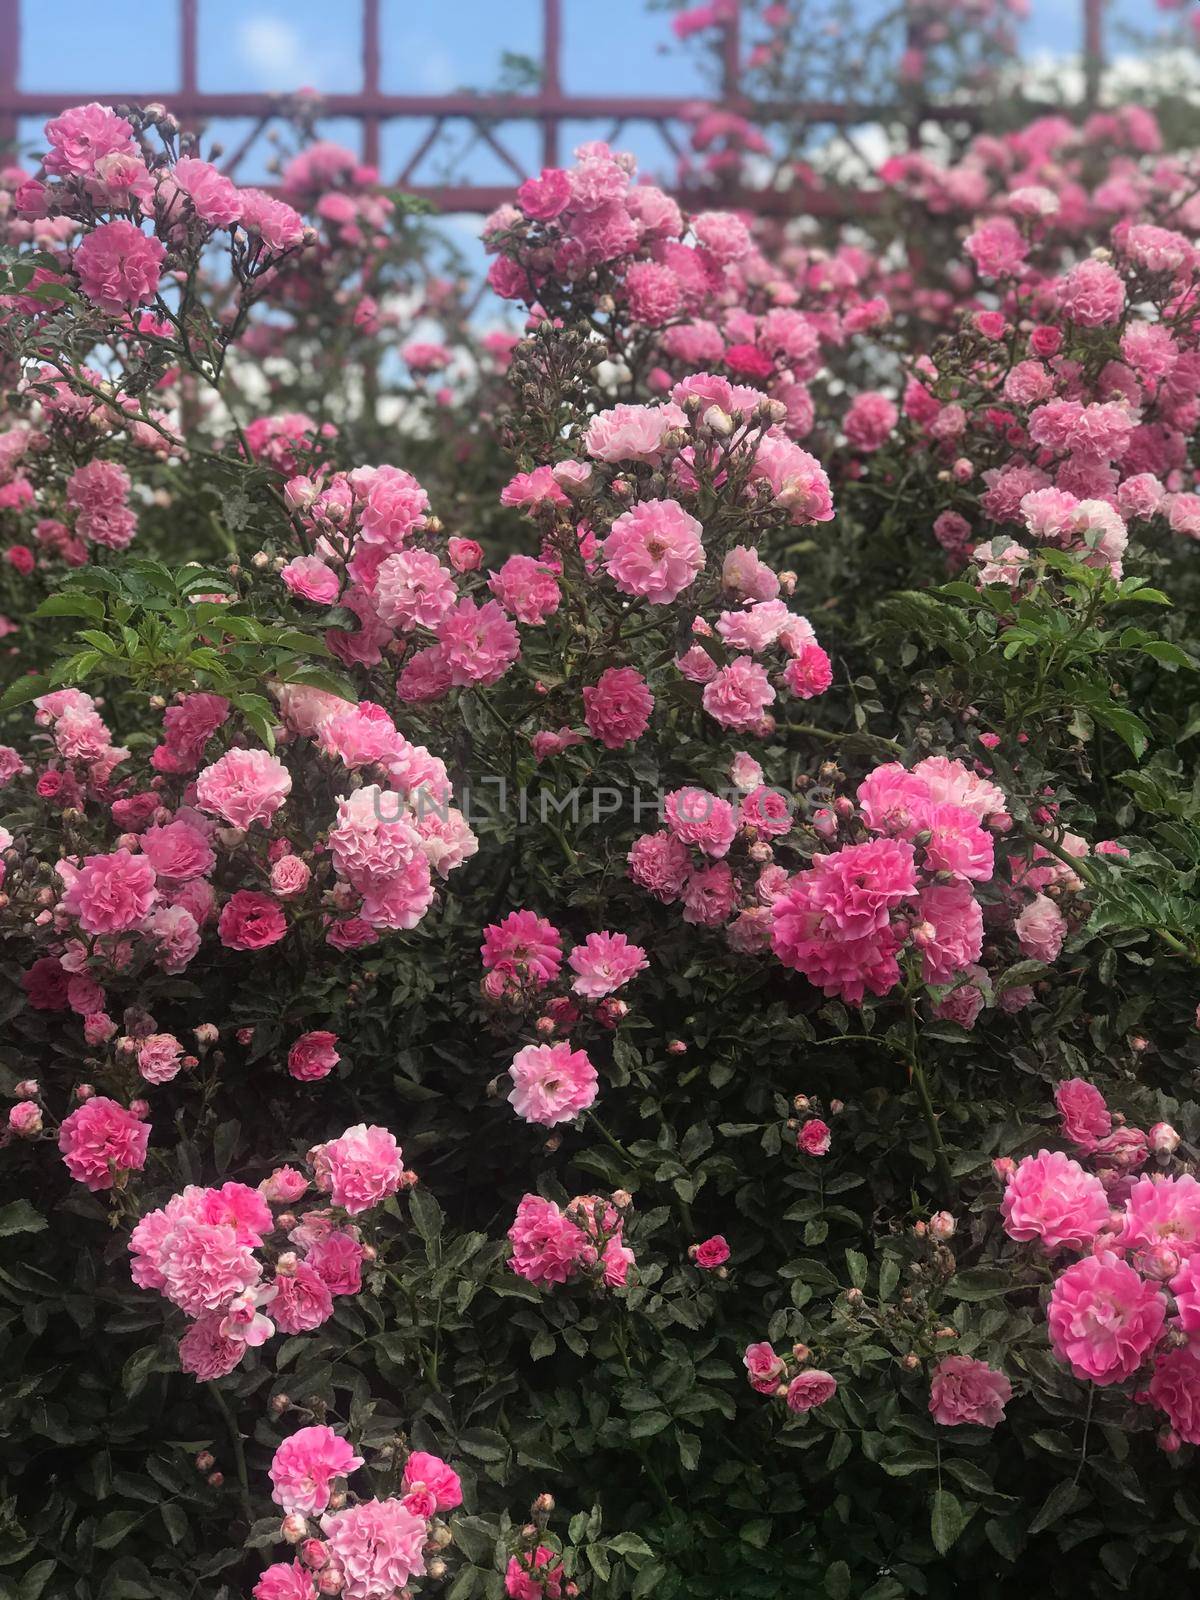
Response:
[9,0,1173,229]
[14,0,1157,107]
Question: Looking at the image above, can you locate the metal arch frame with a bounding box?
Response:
[0,0,1108,215]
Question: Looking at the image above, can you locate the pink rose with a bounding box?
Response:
[694,1235,730,1268]
[1000,1149,1109,1253]
[798,1118,831,1156]
[785,1369,837,1412]
[1048,1251,1165,1384]
[288,1030,341,1082]
[218,890,287,951]
[743,1340,784,1393]
[928,1356,1013,1427]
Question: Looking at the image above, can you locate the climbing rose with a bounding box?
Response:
[320,1498,427,1599]
[1014,893,1067,962]
[60,849,157,934]
[785,1370,838,1412]
[288,1031,341,1082]
[58,1095,149,1191]
[310,1124,404,1214]
[401,1450,462,1512]
[269,1425,364,1514]
[195,748,292,829]
[695,1235,730,1268]
[928,1356,1013,1427]
[582,666,654,748]
[253,1561,317,1600]
[600,499,705,604]
[1047,1252,1166,1384]
[508,1042,598,1126]
[1147,1346,1200,1445]
[743,1341,785,1393]
[218,890,287,951]
[567,931,648,998]
[1000,1149,1110,1252]
[1055,1078,1112,1151]
[73,220,165,312]
[481,909,563,986]
[507,1194,585,1285]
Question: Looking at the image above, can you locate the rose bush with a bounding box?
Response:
[4,55,1200,1600]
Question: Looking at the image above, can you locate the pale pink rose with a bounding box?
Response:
[137,1032,184,1085]
[601,499,705,604]
[261,1166,308,1204]
[8,1101,42,1136]
[60,849,157,934]
[320,1498,427,1598]
[1014,893,1067,962]
[167,156,242,226]
[310,1124,403,1214]
[139,819,215,882]
[743,1340,785,1393]
[374,549,457,631]
[488,554,560,625]
[281,556,340,605]
[179,1312,246,1382]
[196,748,291,829]
[702,657,776,731]
[627,831,690,902]
[508,1042,598,1126]
[567,931,648,998]
[270,1262,334,1334]
[238,187,306,251]
[271,855,312,898]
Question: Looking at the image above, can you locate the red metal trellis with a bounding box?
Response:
[0,0,1108,216]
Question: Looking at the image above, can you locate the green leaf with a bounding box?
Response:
[845,1249,868,1289]
[1028,1480,1086,1535]
[930,1489,970,1555]
[95,1510,143,1550]
[945,1269,1013,1302]
[0,1200,47,1237]
[824,1560,852,1599]
[408,1185,443,1249]
[33,593,105,620]
[0,673,49,712]
[159,1503,187,1546]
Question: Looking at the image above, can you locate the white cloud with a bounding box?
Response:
[236,16,307,91]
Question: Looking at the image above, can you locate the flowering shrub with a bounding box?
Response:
[5,70,1200,1600]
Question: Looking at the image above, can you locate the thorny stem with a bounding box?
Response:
[210,1383,252,1525]
[1073,1386,1095,1487]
